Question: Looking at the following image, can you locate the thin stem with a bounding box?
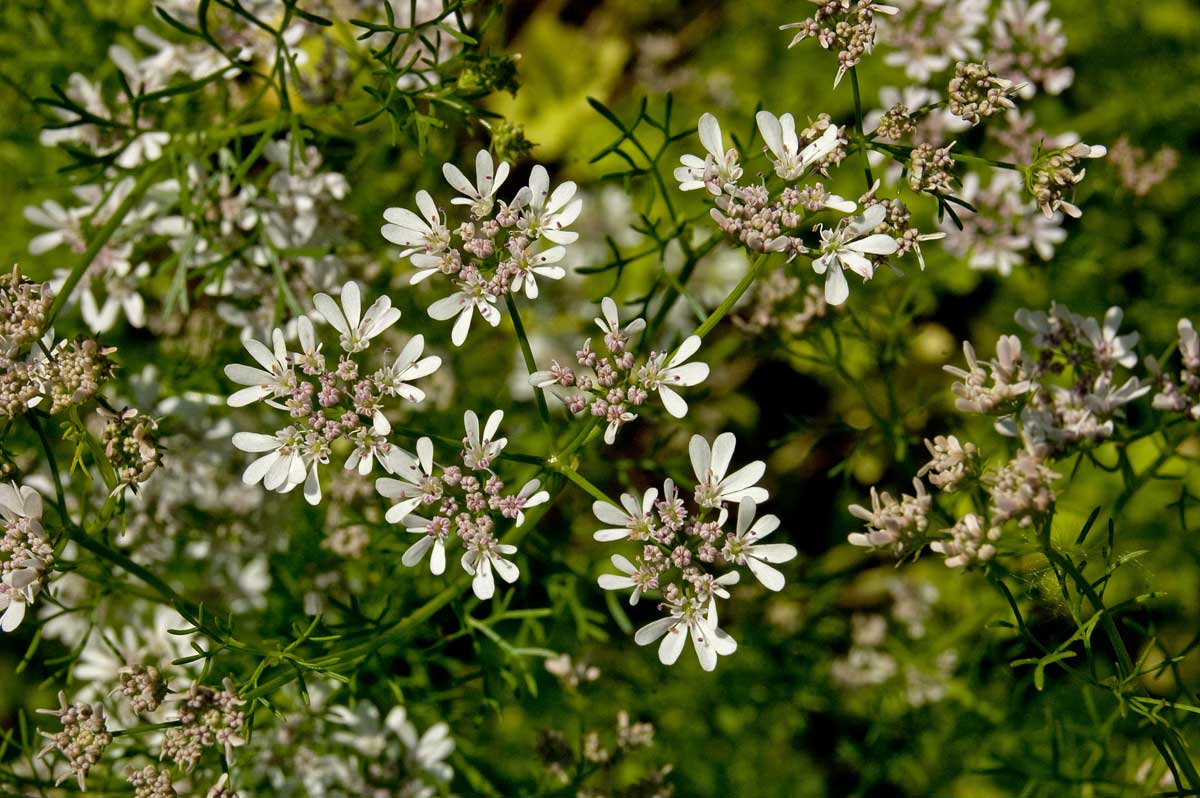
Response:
[505,293,551,428]
[690,252,770,341]
[45,160,168,332]
[554,462,617,505]
[849,67,874,188]
[27,413,66,524]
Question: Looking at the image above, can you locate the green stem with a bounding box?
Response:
[690,252,770,341]
[44,160,167,332]
[554,462,617,505]
[505,293,551,428]
[849,67,874,188]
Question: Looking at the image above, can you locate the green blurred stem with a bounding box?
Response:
[505,292,551,428]
[690,252,770,341]
[849,67,874,188]
[45,160,168,333]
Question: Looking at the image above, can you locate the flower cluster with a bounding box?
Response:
[850,303,1156,568]
[379,413,548,600]
[27,133,353,341]
[1108,136,1179,198]
[777,0,1104,277]
[1147,318,1200,420]
[0,482,54,633]
[780,1,899,87]
[101,407,164,495]
[831,579,958,707]
[161,678,247,773]
[947,61,1017,125]
[226,280,441,505]
[530,297,709,442]
[382,151,582,346]
[594,433,796,670]
[677,112,929,305]
[1028,142,1108,219]
[37,692,113,790]
[535,710,671,797]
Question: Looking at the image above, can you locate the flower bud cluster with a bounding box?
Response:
[102,407,163,494]
[1029,142,1107,219]
[120,664,169,714]
[45,337,118,414]
[780,1,899,87]
[531,298,709,444]
[0,269,121,419]
[127,765,177,798]
[0,265,52,353]
[161,678,246,773]
[37,692,113,790]
[916,435,977,491]
[847,479,930,557]
[907,141,956,195]
[948,62,1017,125]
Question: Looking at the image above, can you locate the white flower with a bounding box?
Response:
[1081,306,1139,369]
[812,204,899,305]
[516,165,583,244]
[390,706,455,783]
[724,498,797,591]
[755,112,841,180]
[1086,374,1151,416]
[510,245,567,299]
[592,487,659,542]
[376,437,434,523]
[638,335,710,418]
[0,482,47,634]
[115,131,170,169]
[461,540,520,599]
[374,335,442,404]
[76,245,150,333]
[313,280,402,353]
[690,432,769,508]
[597,554,645,605]
[462,410,507,470]
[24,199,84,255]
[399,514,449,575]
[427,270,501,347]
[511,479,550,527]
[674,112,743,195]
[602,406,638,445]
[0,571,38,633]
[634,598,737,671]
[224,328,294,408]
[382,189,451,259]
[0,481,43,526]
[594,297,646,348]
[443,150,509,218]
[232,427,310,499]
